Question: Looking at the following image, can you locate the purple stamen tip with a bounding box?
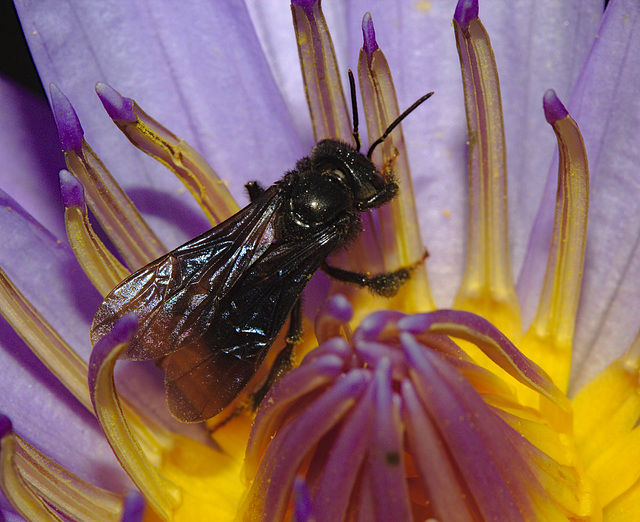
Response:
[95,82,136,123]
[397,313,429,333]
[121,491,146,522]
[362,13,379,61]
[59,170,85,209]
[0,413,12,439]
[543,89,569,124]
[50,83,84,152]
[290,0,317,9]
[326,294,353,322]
[453,0,479,30]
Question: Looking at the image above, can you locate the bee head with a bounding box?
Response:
[310,139,398,211]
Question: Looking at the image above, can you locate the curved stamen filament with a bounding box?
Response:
[520,90,589,393]
[452,5,521,340]
[0,267,91,411]
[96,83,239,226]
[88,315,180,521]
[60,170,130,297]
[50,85,165,271]
[291,0,351,142]
[358,13,434,313]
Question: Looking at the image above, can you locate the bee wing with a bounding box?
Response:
[90,186,287,360]
[161,225,348,422]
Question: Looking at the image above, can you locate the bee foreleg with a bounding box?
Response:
[321,250,428,298]
[245,181,266,202]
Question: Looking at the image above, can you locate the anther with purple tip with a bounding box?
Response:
[50,84,84,152]
[362,13,379,63]
[325,293,353,323]
[95,83,137,123]
[121,492,146,522]
[290,0,316,15]
[59,170,85,209]
[88,313,139,395]
[543,89,569,124]
[454,0,479,31]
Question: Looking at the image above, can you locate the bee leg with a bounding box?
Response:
[245,181,266,201]
[321,250,428,298]
[251,298,303,409]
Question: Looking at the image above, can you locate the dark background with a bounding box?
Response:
[1,2,45,97]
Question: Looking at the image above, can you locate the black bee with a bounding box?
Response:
[90,76,432,422]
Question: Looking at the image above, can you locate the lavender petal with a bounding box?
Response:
[14,0,306,247]
[0,76,66,239]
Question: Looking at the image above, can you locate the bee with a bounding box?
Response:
[90,75,432,422]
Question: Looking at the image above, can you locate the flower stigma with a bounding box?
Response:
[1,0,640,521]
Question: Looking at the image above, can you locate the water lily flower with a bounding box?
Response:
[1,0,639,520]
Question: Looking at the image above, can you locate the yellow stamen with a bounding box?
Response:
[0,267,92,411]
[98,86,239,225]
[520,101,589,393]
[89,322,180,520]
[14,434,125,521]
[1,430,63,521]
[61,172,130,296]
[63,141,165,270]
[452,14,521,340]
[357,14,435,313]
[291,1,351,142]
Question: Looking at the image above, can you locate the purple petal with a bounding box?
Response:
[14,0,307,248]
[0,76,66,239]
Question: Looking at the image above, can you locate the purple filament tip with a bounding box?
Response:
[50,83,84,152]
[543,89,569,124]
[362,13,379,61]
[326,294,353,322]
[121,492,146,522]
[59,170,85,209]
[95,82,136,123]
[454,0,479,30]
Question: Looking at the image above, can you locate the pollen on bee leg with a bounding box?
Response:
[50,84,164,271]
[59,170,129,296]
[357,13,434,313]
[519,90,589,394]
[452,0,521,340]
[95,82,239,225]
[0,414,135,521]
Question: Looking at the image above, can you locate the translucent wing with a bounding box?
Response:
[90,185,286,359]
[90,184,349,421]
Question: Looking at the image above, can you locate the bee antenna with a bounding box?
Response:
[366,91,434,159]
[348,70,362,152]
